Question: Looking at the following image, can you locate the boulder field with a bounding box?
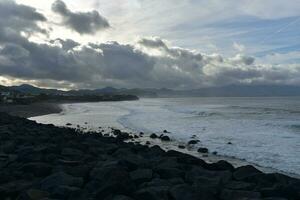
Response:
[0,112,299,200]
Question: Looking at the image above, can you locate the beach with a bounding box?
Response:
[0,112,299,199]
[0,103,62,118]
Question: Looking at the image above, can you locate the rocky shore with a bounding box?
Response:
[0,112,299,200]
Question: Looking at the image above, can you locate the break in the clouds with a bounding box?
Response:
[52,0,110,35]
[0,0,300,89]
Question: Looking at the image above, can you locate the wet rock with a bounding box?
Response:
[160,135,171,142]
[185,167,222,184]
[150,133,158,139]
[156,167,184,179]
[0,153,9,161]
[178,145,185,149]
[259,182,300,199]
[113,129,122,135]
[197,147,208,153]
[61,148,83,157]
[193,176,222,195]
[233,165,262,180]
[89,165,136,197]
[16,146,37,162]
[22,189,49,200]
[130,169,153,184]
[52,185,81,199]
[21,162,53,177]
[0,171,11,184]
[1,141,15,154]
[220,189,261,200]
[188,140,200,145]
[169,178,185,185]
[45,154,57,163]
[66,123,72,126]
[208,160,234,172]
[163,130,169,133]
[58,159,81,166]
[169,184,202,200]
[40,172,83,192]
[0,180,33,199]
[217,171,233,184]
[142,178,171,188]
[116,132,131,141]
[105,195,134,200]
[134,186,169,200]
[225,181,255,190]
[149,145,165,155]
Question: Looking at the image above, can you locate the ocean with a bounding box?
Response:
[30,97,300,176]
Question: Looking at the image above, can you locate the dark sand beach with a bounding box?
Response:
[0,112,299,200]
[0,103,62,118]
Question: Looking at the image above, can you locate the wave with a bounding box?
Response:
[163,105,223,118]
[228,106,300,115]
[287,125,300,132]
[164,104,300,118]
[187,111,221,117]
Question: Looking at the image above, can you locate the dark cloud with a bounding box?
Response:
[0,2,300,89]
[0,0,47,43]
[0,1,46,22]
[89,42,154,80]
[138,37,168,49]
[50,38,80,51]
[52,0,110,35]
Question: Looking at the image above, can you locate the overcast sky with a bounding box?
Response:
[0,0,299,89]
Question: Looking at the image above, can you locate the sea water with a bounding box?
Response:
[30,97,300,175]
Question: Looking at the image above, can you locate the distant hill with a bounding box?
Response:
[4,84,156,97]
[10,84,65,95]
[151,85,300,97]
[2,84,300,97]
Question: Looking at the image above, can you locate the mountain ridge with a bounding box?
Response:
[2,84,300,97]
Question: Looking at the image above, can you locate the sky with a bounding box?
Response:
[0,0,300,89]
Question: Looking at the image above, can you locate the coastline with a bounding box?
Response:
[133,135,300,179]
[0,102,63,118]
[1,112,299,199]
[0,94,139,118]
[28,101,300,179]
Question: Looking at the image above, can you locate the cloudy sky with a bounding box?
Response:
[0,0,299,89]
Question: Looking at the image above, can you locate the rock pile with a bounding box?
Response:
[0,112,299,200]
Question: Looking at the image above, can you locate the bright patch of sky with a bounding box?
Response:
[17,0,300,60]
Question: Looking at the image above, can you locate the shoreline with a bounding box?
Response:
[4,100,299,178]
[134,136,300,179]
[0,102,63,118]
[69,123,300,179]
[0,94,139,118]
[0,112,299,199]
[28,102,300,179]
